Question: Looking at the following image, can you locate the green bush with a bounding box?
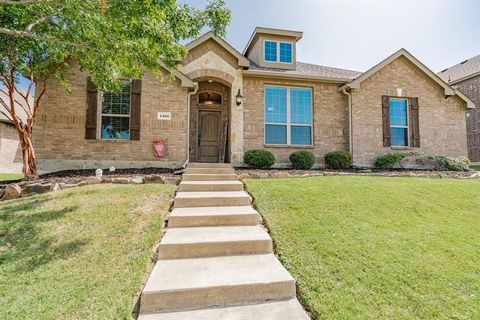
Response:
[289,151,315,169]
[324,151,353,169]
[244,149,275,169]
[431,156,470,171]
[374,153,408,169]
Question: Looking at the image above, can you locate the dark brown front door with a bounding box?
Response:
[197,110,221,162]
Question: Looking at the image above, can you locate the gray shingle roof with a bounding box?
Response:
[248,61,362,80]
[437,54,480,84]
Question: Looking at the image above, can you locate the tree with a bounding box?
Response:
[0,0,230,179]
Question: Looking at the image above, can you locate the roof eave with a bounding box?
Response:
[242,70,351,84]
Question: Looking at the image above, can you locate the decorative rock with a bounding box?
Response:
[78,181,88,186]
[272,172,290,179]
[102,177,114,183]
[86,176,102,185]
[21,183,52,197]
[112,177,130,184]
[164,176,181,185]
[52,183,62,191]
[1,184,22,201]
[131,176,144,184]
[61,183,79,189]
[144,174,164,184]
[257,172,269,179]
[238,174,251,180]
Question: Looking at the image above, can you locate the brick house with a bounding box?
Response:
[438,55,480,162]
[33,28,474,172]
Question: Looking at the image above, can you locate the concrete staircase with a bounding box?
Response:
[138,163,309,319]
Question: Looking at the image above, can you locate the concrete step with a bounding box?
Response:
[178,180,244,192]
[185,167,235,174]
[182,173,238,181]
[140,254,296,313]
[168,206,262,228]
[138,299,310,320]
[158,226,272,259]
[174,191,251,208]
[188,162,233,169]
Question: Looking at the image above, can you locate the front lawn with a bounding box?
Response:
[245,176,480,319]
[0,184,174,319]
[0,173,23,182]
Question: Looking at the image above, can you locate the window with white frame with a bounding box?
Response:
[100,81,131,140]
[264,86,312,145]
[389,98,409,146]
[264,40,293,64]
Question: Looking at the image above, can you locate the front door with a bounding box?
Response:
[197,110,221,162]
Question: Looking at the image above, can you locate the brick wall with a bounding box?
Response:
[352,56,468,165]
[33,65,190,173]
[456,75,480,162]
[0,122,22,173]
[242,76,349,165]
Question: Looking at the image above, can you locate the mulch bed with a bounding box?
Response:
[1,168,176,187]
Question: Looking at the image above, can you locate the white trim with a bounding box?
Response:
[389,97,410,147]
[97,81,132,141]
[264,85,313,146]
[263,40,293,65]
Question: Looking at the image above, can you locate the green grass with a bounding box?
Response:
[0,184,174,320]
[245,176,480,320]
[471,165,480,171]
[0,173,23,182]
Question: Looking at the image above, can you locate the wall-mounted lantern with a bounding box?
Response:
[235,89,243,106]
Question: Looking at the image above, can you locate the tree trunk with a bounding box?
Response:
[19,128,38,179]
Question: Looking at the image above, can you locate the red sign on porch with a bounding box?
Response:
[153,140,168,157]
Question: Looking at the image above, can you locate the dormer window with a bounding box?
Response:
[264,40,293,64]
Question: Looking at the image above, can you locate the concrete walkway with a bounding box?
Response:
[138,163,309,319]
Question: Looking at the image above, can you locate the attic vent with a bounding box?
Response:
[440,68,448,73]
[460,59,469,65]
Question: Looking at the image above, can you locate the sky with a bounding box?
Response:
[184,0,480,72]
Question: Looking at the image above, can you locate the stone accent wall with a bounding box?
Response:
[351,56,468,165]
[33,65,190,173]
[242,76,349,165]
[456,75,480,162]
[181,45,244,165]
[189,81,231,161]
[0,122,22,173]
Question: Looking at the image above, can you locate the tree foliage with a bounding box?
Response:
[0,0,230,177]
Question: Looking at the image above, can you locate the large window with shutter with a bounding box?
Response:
[100,81,131,140]
[382,96,420,148]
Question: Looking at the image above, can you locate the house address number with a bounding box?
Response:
[157,112,171,120]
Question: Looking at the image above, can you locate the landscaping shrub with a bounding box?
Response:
[374,153,409,169]
[244,149,275,169]
[417,155,470,171]
[289,151,315,169]
[324,151,352,169]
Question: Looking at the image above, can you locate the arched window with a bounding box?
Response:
[198,91,222,105]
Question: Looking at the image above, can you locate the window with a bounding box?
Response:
[264,40,293,64]
[389,98,408,146]
[265,86,312,145]
[100,81,131,140]
[198,91,222,105]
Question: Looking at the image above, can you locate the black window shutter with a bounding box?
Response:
[382,95,391,147]
[130,79,142,141]
[409,97,420,147]
[85,76,98,140]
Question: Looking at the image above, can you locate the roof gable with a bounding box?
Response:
[340,49,475,109]
[185,32,250,68]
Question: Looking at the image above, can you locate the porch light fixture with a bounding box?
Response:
[235,89,243,106]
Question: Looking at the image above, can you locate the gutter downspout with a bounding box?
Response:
[342,87,353,154]
[183,82,199,169]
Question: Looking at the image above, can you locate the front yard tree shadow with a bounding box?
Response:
[0,197,86,272]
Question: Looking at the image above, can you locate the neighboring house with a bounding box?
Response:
[0,91,29,173]
[33,27,474,173]
[438,55,480,162]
